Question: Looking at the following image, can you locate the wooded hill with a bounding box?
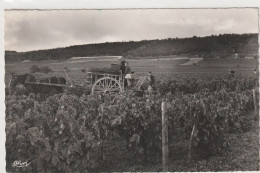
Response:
[5,33,258,62]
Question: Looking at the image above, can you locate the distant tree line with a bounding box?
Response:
[5,33,258,62]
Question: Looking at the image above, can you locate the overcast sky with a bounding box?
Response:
[4,8,259,52]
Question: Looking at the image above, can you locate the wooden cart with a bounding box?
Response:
[86,64,125,95]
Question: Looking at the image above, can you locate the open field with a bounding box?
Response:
[5,58,258,86]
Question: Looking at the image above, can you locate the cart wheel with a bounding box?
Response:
[92,77,123,95]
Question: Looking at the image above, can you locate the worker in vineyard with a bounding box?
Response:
[229,69,236,78]
[147,72,155,95]
[125,71,135,87]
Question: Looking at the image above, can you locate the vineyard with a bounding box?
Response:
[5,72,259,172]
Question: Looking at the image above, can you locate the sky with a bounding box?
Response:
[4,8,259,52]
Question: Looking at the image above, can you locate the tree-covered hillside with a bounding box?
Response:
[5,33,258,62]
[126,34,258,58]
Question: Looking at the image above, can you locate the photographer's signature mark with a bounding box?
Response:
[12,160,31,167]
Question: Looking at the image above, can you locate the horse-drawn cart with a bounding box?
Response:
[9,63,147,95]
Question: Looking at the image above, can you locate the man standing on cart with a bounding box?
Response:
[120,59,127,75]
[120,59,131,87]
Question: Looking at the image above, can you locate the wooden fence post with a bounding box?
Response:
[99,104,105,160]
[188,117,196,163]
[162,101,169,172]
[252,88,258,114]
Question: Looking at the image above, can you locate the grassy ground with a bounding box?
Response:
[96,111,259,172]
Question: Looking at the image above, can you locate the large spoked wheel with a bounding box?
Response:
[91,77,123,95]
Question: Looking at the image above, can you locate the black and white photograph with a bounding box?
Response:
[3,7,259,172]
